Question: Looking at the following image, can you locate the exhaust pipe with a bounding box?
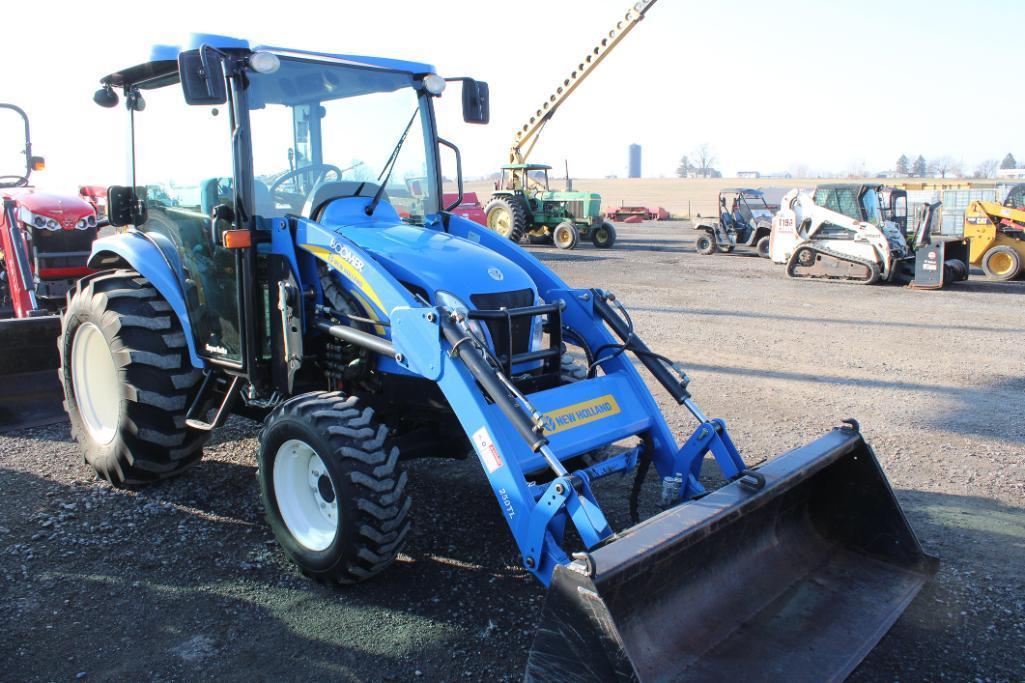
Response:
[525,427,937,682]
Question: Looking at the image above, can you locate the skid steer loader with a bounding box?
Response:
[64,36,936,681]
[770,186,967,287]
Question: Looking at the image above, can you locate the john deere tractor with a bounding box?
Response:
[485,164,614,249]
[62,34,936,681]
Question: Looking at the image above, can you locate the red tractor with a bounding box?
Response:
[0,103,100,430]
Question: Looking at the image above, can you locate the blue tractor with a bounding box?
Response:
[61,36,936,680]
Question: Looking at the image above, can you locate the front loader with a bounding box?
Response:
[65,36,936,681]
[0,103,99,431]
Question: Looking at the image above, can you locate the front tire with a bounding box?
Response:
[484,196,527,243]
[59,270,208,486]
[981,245,1022,281]
[695,232,718,255]
[258,392,411,584]
[756,235,771,258]
[553,222,579,250]
[591,221,617,249]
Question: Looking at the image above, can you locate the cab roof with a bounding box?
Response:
[720,188,763,197]
[101,33,435,87]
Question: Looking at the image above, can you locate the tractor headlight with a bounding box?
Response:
[423,74,446,96]
[248,51,281,74]
[436,290,485,339]
[18,206,62,231]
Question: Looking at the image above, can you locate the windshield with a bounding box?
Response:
[247,57,436,223]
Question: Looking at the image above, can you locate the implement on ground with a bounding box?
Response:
[64,35,936,681]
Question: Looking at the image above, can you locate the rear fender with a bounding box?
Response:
[87,231,204,369]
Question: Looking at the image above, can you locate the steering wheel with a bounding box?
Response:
[0,175,29,188]
[269,164,344,201]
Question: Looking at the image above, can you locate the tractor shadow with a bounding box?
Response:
[4,454,1022,680]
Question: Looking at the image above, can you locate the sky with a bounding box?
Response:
[1,0,1022,193]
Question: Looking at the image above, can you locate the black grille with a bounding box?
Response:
[470,289,534,362]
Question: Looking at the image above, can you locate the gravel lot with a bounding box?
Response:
[2,221,1023,682]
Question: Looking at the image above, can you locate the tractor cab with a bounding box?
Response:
[499,163,551,194]
[1003,183,1025,211]
[813,183,894,226]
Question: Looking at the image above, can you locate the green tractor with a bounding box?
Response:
[484,163,614,249]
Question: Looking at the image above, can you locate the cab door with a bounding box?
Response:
[129,81,245,368]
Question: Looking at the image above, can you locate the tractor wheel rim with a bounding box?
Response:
[596,229,609,243]
[71,322,120,445]
[273,439,338,551]
[488,208,512,237]
[556,230,572,247]
[989,252,1014,275]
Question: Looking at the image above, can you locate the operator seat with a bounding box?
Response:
[303,181,383,221]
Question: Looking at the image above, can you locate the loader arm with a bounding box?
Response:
[508,0,658,167]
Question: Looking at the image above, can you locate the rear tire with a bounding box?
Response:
[756,235,771,258]
[59,270,207,486]
[258,391,411,584]
[484,196,526,243]
[695,232,718,255]
[591,221,617,249]
[981,245,1022,281]
[553,222,579,250]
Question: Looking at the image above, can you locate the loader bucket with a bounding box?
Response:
[525,427,937,683]
[0,315,64,432]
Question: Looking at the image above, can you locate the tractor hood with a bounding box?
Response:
[5,189,95,230]
[318,197,537,306]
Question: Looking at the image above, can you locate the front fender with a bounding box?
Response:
[87,231,204,369]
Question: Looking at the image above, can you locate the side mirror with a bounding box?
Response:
[178,47,227,105]
[461,79,490,124]
[107,186,148,228]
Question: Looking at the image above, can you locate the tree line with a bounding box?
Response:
[895,153,1019,179]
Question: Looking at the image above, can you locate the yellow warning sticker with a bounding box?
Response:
[541,394,621,435]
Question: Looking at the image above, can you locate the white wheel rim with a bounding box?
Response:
[71,322,120,445]
[273,439,338,551]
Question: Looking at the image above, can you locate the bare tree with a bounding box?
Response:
[692,143,717,178]
[846,159,868,178]
[927,156,962,179]
[974,159,999,179]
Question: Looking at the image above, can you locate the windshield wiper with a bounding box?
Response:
[365,106,420,216]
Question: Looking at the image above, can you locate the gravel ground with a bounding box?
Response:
[1,221,1023,682]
